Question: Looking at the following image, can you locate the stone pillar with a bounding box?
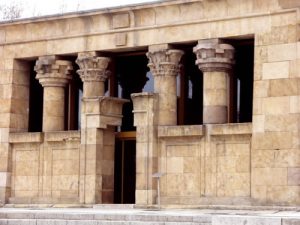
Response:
[35,56,73,131]
[132,93,158,205]
[76,52,110,97]
[193,39,235,124]
[146,45,183,125]
[76,52,127,204]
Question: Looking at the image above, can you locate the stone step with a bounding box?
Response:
[1,208,300,225]
[92,204,134,209]
[0,209,213,224]
[0,219,211,225]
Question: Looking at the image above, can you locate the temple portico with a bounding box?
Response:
[0,0,299,208]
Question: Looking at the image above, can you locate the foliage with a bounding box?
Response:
[0,1,23,21]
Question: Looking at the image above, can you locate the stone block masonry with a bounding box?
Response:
[0,0,300,207]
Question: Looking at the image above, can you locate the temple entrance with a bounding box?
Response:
[114,132,136,203]
[112,51,152,203]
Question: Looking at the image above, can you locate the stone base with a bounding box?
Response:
[8,197,79,204]
[160,196,255,206]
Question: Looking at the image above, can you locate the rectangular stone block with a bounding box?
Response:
[267,43,297,62]
[212,216,281,225]
[252,168,287,186]
[51,175,79,191]
[252,132,293,149]
[217,172,250,197]
[52,160,79,175]
[265,114,299,132]
[0,172,10,187]
[252,150,275,168]
[15,161,38,176]
[166,145,198,157]
[288,168,300,185]
[167,157,183,174]
[112,13,130,29]
[266,186,300,204]
[37,220,67,225]
[15,150,38,161]
[274,149,300,167]
[282,218,300,225]
[268,78,298,96]
[253,80,269,97]
[290,96,300,113]
[262,96,289,115]
[166,173,200,196]
[262,61,289,79]
[14,175,38,191]
[183,157,200,173]
[252,115,265,132]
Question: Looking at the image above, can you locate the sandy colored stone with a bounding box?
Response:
[265,114,299,132]
[0,0,299,207]
[253,80,269,98]
[252,132,293,149]
[267,43,297,62]
[112,13,130,29]
[268,78,298,97]
[252,168,287,186]
[262,96,290,115]
[252,115,265,133]
[262,61,289,80]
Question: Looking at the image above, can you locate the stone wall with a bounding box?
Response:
[9,131,81,204]
[157,124,252,205]
[0,0,299,206]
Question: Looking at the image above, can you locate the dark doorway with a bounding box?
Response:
[114,133,136,203]
[112,51,150,203]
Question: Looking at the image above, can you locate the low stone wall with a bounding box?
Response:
[158,123,252,205]
[8,131,81,204]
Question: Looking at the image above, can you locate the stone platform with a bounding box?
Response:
[0,206,300,225]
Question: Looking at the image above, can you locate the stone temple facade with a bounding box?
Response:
[0,0,299,207]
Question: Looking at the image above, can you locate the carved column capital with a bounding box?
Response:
[146,49,183,76]
[35,56,73,87]
[193,39,235,72]
[76,52,111,82]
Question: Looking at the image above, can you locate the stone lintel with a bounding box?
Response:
[157,125,205,138]
[44,131,80,142]
[193,39,235,72]
[208,123,252,136]
[9,132,44,143]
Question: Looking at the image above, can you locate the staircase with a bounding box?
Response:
[0,207,212,225]
[1,206,300,225]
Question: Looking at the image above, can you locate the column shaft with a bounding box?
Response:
[154,75,177,125]
[203,71,228,124]
[83,82,105,98]
[147,48,183,126]
[34,56,73,132]
[194,39,234,124]
[43,86,65,131]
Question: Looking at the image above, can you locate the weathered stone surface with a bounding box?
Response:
[0,0,299,207]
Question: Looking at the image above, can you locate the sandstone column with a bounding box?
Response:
[146,45,183,125]
[35,56,73,131]
[132,93,158,205]
[194,39,235,124]
[76,52,124,204]
[76,52,110,97]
